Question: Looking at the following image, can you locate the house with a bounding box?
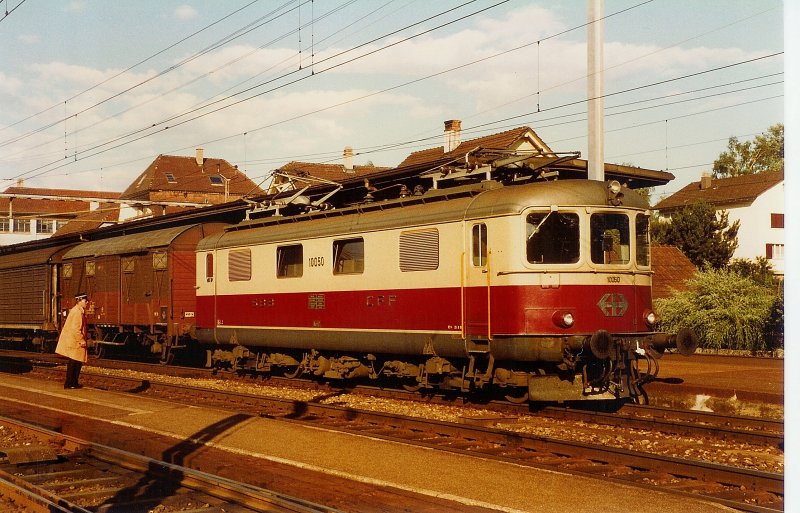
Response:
[53,149,265,235]
[650,245,697,300]
[395,120,675,189]
[0,184,121,245]
[270,146,391,193]
[654,170,784,275]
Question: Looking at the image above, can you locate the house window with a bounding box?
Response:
[13,219,31,233]
[770,213,784,228]
[165,172,177,183]
[277,244,303,278]
[228,249,252,281]
[37,219,55,234]
[209,175,225,186]
[0,218,9,232]
[399,229,439,272]
[333,238,364,275]
[766,244,784,260]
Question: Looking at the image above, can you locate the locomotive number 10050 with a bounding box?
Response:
[309,256,325,267]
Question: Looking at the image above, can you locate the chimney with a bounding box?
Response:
[444,119,461,153]
[16,178,24,188]
[195,148,204,167]
[343,146,354,173]
[700,172,712,190]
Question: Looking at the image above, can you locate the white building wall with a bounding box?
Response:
[724,181,784,274]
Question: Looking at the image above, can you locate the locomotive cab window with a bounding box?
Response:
[333,238,364,275]
[526,212,579,264]
[472,224,487,267]
[277,244,303,278]
[590,213,630,265]
[635,214,650,267]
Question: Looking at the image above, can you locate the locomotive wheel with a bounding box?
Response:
[504,389,530,404]
[283,365,302,378]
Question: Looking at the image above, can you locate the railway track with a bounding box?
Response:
[8,361,784,513]
[0,416,342,513]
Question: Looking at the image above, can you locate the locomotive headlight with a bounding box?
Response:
[607,180,623,205]
[608,180,622,195]
[552,310,575,329]
[644,311,657,328]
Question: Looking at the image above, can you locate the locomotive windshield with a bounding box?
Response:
[636,214,651,266]
[526,212,580,264]
[590,213,630,265]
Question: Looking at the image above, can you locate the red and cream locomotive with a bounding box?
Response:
[194,174,696,403]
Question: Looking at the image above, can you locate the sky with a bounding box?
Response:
[0,0,786,205]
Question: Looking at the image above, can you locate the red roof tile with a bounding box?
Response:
[654,170,783,212]
[651,245,697,300]
[52,204,121,237]
[397,126,548,169]
[277,161,390,183]
[121,154,263,200]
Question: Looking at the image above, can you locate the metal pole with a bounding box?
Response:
[587,0,605,181]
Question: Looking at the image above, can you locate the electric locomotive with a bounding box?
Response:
[195,176,697,403]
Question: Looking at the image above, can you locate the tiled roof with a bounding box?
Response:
[52,204,121,237]
[0,187,120,216]
[651,245,697,300]
[121,154,263,200]
[277,161,390,183]
[654,170,783,212]
[397,126,547,169]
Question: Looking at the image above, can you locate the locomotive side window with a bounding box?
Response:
[472,224,487,267]
[333,238,364,274]
[277,244,304,278]
[526,212,579,264]
[636,214,650,266]
[205,253,214,280]
[590,213,630,265]
[400,229,439,272]
[228,249,252,281]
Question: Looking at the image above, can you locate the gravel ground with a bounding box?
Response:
[85,366,784,474]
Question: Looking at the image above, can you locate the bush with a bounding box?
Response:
[655,269,779,352]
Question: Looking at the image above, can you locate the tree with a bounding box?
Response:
[652,201,739,269]
[712,123,784,178]
[655,269,779,352]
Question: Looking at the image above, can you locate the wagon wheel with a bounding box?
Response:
[402,380,422,392]
[503,389,530,404]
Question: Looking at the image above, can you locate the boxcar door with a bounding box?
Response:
[463,222,491,343]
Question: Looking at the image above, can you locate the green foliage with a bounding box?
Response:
[653,201,739,269]
[728,256,777,288]
[712,123,784,178]
[655,269,779,352]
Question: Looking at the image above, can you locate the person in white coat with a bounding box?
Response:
[56,293,89,389]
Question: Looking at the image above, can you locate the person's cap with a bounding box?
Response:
[75,293,88,300]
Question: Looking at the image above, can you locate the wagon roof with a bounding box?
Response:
[63,224,198,259]
[0,244,77,270]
